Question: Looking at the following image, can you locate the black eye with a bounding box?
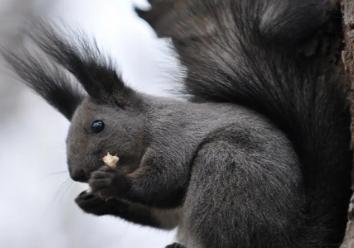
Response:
[91,120,105,133]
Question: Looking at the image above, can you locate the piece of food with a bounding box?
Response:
[102,152,119,169]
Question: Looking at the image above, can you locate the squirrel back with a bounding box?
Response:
[138,0,352,245]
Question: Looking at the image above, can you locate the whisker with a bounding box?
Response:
[46,170,69,176]
[43,177,76,216]
[38,170,69,182]
[50,178,72,206]
[58,179,74,204]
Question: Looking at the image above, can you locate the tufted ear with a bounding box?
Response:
[27,23,130,104]
[135,0,181,38]
[3,49,84,120]
[135,0,216,40]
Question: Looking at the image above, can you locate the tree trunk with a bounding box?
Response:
[340,0,354,247]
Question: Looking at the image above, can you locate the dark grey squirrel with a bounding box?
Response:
[3,0,352,247]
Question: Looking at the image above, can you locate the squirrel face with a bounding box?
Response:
[66,96,146,182]
[1,25,156,183]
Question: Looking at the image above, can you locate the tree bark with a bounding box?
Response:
[340,0,354,247]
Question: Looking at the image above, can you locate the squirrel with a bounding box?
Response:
[3,0,352,247]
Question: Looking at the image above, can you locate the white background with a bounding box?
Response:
[0,0,182,247]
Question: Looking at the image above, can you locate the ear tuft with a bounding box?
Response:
[134,1,176,37]
[135,7,149,21]
[27,23,127,101]
[2,48,84,120]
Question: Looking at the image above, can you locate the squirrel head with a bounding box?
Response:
[3,25,148,182]
[66,84,146,182]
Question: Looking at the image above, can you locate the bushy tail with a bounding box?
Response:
[139,0,352,245]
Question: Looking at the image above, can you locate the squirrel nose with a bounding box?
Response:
[70,168,88,182]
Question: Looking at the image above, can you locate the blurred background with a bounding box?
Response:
[0,0,182,247]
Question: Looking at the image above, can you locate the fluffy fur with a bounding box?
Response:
[3,0,352,247]
[3,48,83,119]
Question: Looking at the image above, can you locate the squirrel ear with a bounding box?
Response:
[3,50,84,120]
[135,1,174,38]
[135,1,216,41]
[28,23,126,102]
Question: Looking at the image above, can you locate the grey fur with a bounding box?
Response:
[69,94,303,247]
[3,0,351,247]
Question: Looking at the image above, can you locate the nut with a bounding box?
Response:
[102,152,119,169]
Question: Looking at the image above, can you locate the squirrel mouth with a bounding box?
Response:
[75,149,144,195]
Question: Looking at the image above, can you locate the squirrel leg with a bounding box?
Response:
[179,137,304,248]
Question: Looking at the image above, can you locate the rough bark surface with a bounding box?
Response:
[340,0,354,247]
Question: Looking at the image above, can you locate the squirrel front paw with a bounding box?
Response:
[75,190,130,216]
[88,166,132,200]
[75,191,111,216]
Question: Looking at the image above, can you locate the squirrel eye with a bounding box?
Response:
[91,120,105,133]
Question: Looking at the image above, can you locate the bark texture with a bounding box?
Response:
[340,1,354,247]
